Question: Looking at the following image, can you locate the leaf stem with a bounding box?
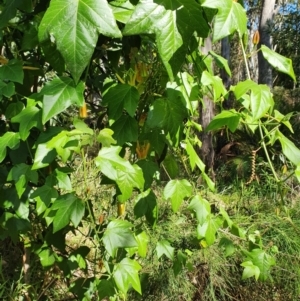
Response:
[239,37,251,80]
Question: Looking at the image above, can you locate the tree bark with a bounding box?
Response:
[258,0,276,87]
[199,37,215,177]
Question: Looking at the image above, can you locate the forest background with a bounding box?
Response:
[1,0,300,300]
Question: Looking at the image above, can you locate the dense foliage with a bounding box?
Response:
[0,0,299,300]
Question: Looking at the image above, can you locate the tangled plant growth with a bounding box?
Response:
[0,0,299,300]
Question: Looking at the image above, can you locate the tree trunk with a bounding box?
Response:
[221,37,231,89]
[221,37,234,109]
[199,37,215,178]
[258,0,276,87]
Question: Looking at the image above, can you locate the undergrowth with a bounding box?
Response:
[1,156,300,301]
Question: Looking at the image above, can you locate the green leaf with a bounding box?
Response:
[136,160,159,190]
[162,153,179,179]
[0,81,15,97]
[156,240,174,260]
[73,118,93,135]
[0,59,23,84]
[39,0,121,83]
[51,193,85,233]
[244,249,276,281]
[295,165,300,183]
[197,215,223,246]
[31,185,58,215]
[261,45,296,81]
[209,50,231,76]
[0,0,22,28]
[232,79,257,99]
[219,207,233,228]
[0,212,31,242]
[0,132,20,163]
[113,258,142,295]
[32,144,57,170]
[276,131,300,166]
[97,128,117,147]
[219,237,235,257]
[147,129,166,156]
[123,0,209,80]
[241,261,260,281]
[188,195,211,225]
[250,85,274,120]
[69,246,90,270]
[232,80,274,120]
[38,248,56,267]
[55,168,72,191]
[103,220,137,257]
[185,140,215,191]
[206,109,240,132]
[103,84,139,121]
[32,127,63,169]
[41,77,85,124]
[185,140,205,172]
[11,106,43,140]
[7,163,38,198]
[135,231,149,258]
[123,1,181,81]
[172,73,199,114]
[202,0,247,41]
[274,110,293,133]
[146,97,187,141]
[163,179,192,212]
[110,1,135,23]
[5,101,24,119]
[95,146,144,200]
[201,71,227,101]
[97,279,116,300]
[173,250,188,276]
[134,189,157,226]
[111,115,138,145]
[45,130,81,163]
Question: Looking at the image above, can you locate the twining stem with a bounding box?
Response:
[239,37,251,80]
[258,121,280,182]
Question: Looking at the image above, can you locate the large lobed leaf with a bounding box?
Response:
[0,132,20,163]
[244,249,276,281]
[95,146,144,200]
[188,195,211,225]
[123,0,209,80]
[41,77,85,124]
[206,109,241,133]
[7,163,38,198]
[0,59,24,84]
[232,80,274,120]
[146,96,188,143]
[11,106,43,140]
[113,257,142,295]
[103,84,140,121]
[156,240,175,260]
[103,220,137,258]
[261,45,296,82]
[39,0,121,83]
[163,179,192,212]
[202,0,247,41]
[51,193,85,233]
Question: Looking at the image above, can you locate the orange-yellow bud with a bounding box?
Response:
[252,30,260,45]
[117,203,126,216]
[136,140,150,159]
[79,102,88,118]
